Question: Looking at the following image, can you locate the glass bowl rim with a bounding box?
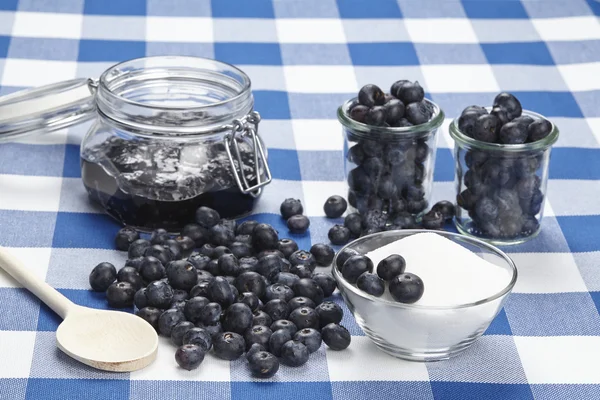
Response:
[332,229,518,311]
[449,108,559,153]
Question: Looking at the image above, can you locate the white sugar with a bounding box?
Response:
[365,232,512,307]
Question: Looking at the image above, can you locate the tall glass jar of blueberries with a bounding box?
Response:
[450,93,559,245]
[338,81,444,229]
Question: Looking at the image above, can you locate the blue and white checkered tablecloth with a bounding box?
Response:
[1,0,600,399]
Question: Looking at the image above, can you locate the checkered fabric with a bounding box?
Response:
[1,0,599,399]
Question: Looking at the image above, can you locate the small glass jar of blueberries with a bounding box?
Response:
[0,56,271,233]
[338,81,444,224]
[450,93,559,245]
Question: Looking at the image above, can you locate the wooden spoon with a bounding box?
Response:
[0,248,158,372]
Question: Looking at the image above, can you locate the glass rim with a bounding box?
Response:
[98,55,252,112]
[332,229,518,311]
[337,98,445,140]
[449,108,559,152]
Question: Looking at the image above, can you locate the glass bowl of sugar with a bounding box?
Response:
[332,230,517,361]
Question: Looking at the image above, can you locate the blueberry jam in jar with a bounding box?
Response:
[79,57,270,232]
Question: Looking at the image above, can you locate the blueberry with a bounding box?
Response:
[458,110,483,138]
[208,276,235,307]
[236,220,258,236]
[335,248,359,270]
[171,321,195,346]
[170,300,187,313]
[288,250,316,271]
[328,225,351,245]
[348,167,372,194]
[528,118,552,142]
[289,306,319,330]
[393,118,413,127]
[273,272,299,289]
[493,92,522,121]
[117,267,143,291]
[343,213,362,238]
[253,310,273,327]
[465,150,489,169]
[361,140,384,158]
[422,210,444,230]
[182,296,208,323]
[292,278,324,305]
[198,322,223,340]
[347,144,366,166]
[234,292,257,313]
[396,81,425,104]
[213,332,245,361]
[365,106,387,126]
[270,319,298,336]
[389,273,424,304]
[136,307,161,331]
[457,189,477,211]
[248,351,279,378]
[473,114,500,143]
[234,235,253,247]
[475,196,499,222]
[162,239,184,261]
[356,272,385,297]
[197,244,215,259]
[390,80,410,98]
[362,209,388,229]
[287,215,310,234]
[264,299,290,321]
[128,238,151,259]
[323,195,347,219]
[358,84,385,107]
[349,104,369,123]
[145,280,173,309]
[239,257,259,274]
[124,257,144,272]
[294,328,322,354]
[195,206,220,228]
[306,244,333,268]
[247,343,267,360]
[377,175,398,200]
[165,260,197,291]
[377,254,406,281]
[497,216,523,238]
[150,228,170,245]
[182,223,209,247]
[196,302,221,326]
[362,157,384,180]
[255,255,284,282]
[311,273,337,298]
[158,309,186,337]
[89,262,117,292]
[499,121,528,144]
[253,223,279,251]
[384,98,405,125]
[405,100,432,125]
[290,264,313,279]
[273,240,296,261]
[134,288,148,309]
[521,216,540,234]
[431,200,455,221]
[222,303,253,334]
[342,255,373,284]
[214,254,238,278]
[115,227,140,251]
[288,297,316,312]
[269,329,292,357]
[281,340,309,367]
[139,256,165,283]
[234,271,267,298]
[210,224,235,247]
[144,244,173,265]
[315,301,343,328]
[321,323,351,350]
[490,106,510,127]
[172,289,188,303]
[201,259,219,276]
[175,344,205,371]
[280,198,303,220]
[183,327,212,352]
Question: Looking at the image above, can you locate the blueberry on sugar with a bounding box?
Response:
[324,195,348,218]
[377,254,406,281]
[115,227,140,251]
[171,321,195,346]
[264,299,290,321]
[271,319,298,336]
[175,344,205,371]
[128,238,151,259]
[494,92,522,121]
[342,255,374,284]
[287,215,310,234]
[281,340,309,367]
[358,84,385,107]
[384,98,405,125]
[280,198,303,220]
[499,121,528,144]
[158,309,186,337]
[335,248,359,270]
[265,284,295,302]
[422,210,445,230]
[289,307,319,330]
[253,223,280,251]
[213,332,245,361]
[405,101,432,125]
[431,201,456,221]
[528,118,552,142]
[183,327,212,352]
[312,273,337,298]
[328,225,351,245]
[356,273,385,297]
[182,223,209,247]
[195,206,221,228]
[473,114,500,143]
[389,273,424,304]
[315,301,343,328]
[248,351,280,378]
[294,328,322,353]
[321,323,351,350]
[292,278,325,305]
[89,262,117,292]
[136,307,162,331]
[365,106,387,126]
[309,244,335,267]
[269,329,293,357]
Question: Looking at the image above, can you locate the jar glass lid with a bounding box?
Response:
[0,78,96,142]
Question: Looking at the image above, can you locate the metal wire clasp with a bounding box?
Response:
[224,111,272,197]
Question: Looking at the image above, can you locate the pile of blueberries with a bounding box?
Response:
[336,249,424,304]
[88,205,350,375]
[456,93,551,239]
[343,82,444,230]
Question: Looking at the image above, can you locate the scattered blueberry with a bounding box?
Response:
[182,223,209,247]
[292,278,325,305]
[294,328,322,354]
[195,206,220,228]
[280,199,303,220]
[248,351,279,378]
[274,272,300,288]
[253,223,279,251]
[183,296,210,323]
[89,262,117,292]
[311,273,337,298]
[136,307,161,331]
[158,309,186,337]
[265,284,295,302]
[289,307,319,330]
[344,213,363,237]
[288,296,316,311]
[321,323,351,350]
[234,271,267,298]
[139,256,165,283]
[106,281,136,308]
[264,299,290,321]
[324,195,348,218]
[278,239,299,259]
[144,244,173,266]
[287,214,310,234]
[171,321,195,346]
[198,302,222,326]
[270,319,298,336]
[281,340,309,367]
[253,310,273,328]
[115,227,140,251]
[237,292,261,312]
[128,238,151,259]
[422,210,444,230]
[175,344,205,370]
[431,201,455,221]
[150,228,170,245]
[213,332,245,361]
[166,260,198,291]
[134,288,148,309]
[182,327,212,351]
[328,225,351,245]
[269,329,292,357]
[289,250,317,271]
[210,224,235,247]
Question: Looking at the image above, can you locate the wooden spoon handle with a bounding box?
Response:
[0,247,74,319]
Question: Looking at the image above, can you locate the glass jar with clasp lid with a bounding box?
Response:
[0,56,272,232]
